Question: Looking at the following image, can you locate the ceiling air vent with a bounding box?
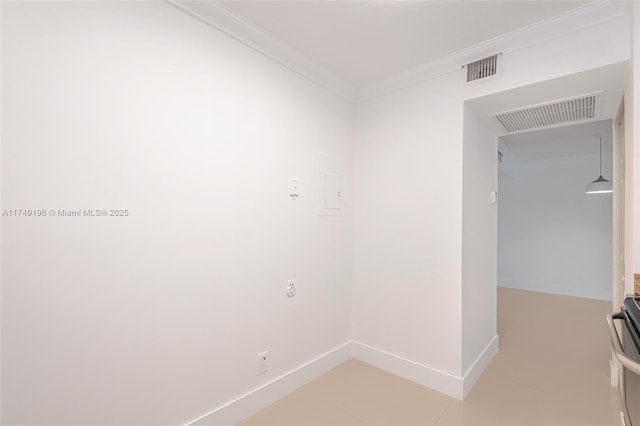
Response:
[466,55,499,82]
[494,93,600,134]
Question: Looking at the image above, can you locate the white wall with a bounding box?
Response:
[498,145,614,301]
[631,1,640,290]
[353,10,629,397]
[0,2,354,425]
[498,142,520,179]
[1,1,634,423]
[353,73,465,381]
[627,60,637,296]
[461,105,500,377]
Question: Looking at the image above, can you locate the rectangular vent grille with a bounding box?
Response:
[466,55,498,82]
[494,94,598,133]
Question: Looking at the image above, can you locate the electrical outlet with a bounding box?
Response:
[286,279,296,297]
[258,351,268,375]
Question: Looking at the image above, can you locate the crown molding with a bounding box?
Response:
[166,1,626,105]
[166,0,358,103]
[358,1,628,102]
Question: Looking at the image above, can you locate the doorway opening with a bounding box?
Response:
[497,120,613,301]
[462,61,628,403]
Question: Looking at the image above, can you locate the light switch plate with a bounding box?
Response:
[288,177,300,200]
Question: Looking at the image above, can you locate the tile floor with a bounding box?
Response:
[240,288,623,425]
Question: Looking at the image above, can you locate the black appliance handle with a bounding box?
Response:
[607,312,640,375]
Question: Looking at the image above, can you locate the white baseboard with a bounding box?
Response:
[352,337,498,401]
[184,342,352,426]
[351,341,465,399]
[462,335,499,398]
[186,338,499,424]
[498,280,612,301]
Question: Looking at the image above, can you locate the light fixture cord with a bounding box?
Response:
[599,137,602,175]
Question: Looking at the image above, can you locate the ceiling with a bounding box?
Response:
[219,1,593,87]
[465,61,627,162]
[500,119,613,162]
[213,1,628,162]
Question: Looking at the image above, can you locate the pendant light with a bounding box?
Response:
[585,137,612,194]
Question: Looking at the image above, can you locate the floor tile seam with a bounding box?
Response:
[432,399,458,426]
[489,364,614,392]
[473,372,550,396]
